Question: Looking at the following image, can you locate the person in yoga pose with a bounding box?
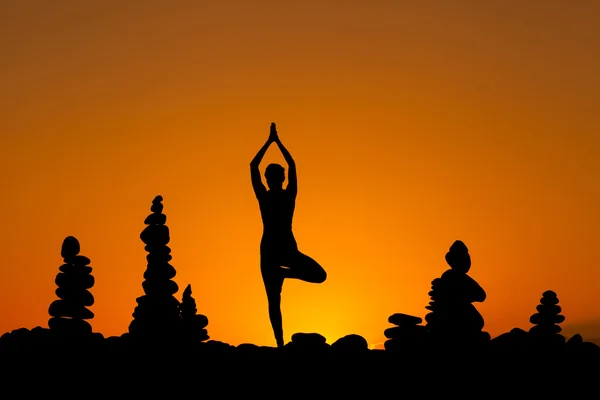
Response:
[250,122,327,348]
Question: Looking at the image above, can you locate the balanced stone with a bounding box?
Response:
[61,236,80,259]
[384,324,427,339]
[530,324,562,335]
[129,195,182,340]
[144,213,166,225]
[540,290,560,305]
[528,290,566,340]
[180,284,210,343]
[143,263,176,281]
[384,312,428,351]
[48,236,95,336]
[180,284,197,317]
[445,240,471,274]
[389,313,423,326]
[424,240,488,345]
[385,313,426,339]
[530,312,565,325]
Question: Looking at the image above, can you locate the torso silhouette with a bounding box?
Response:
[258,189,297,257]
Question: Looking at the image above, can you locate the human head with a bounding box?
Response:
[265,163,285,190]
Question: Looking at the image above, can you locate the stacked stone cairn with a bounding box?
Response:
[129,195,181,342]
[48,236,95,337]
[425,240,489,347]
[384,313,427,352]
[528,290,566,347]
[180,284,210,343]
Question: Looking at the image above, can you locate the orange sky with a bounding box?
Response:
[1,0,599,347]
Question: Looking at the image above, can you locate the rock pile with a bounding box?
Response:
[129,195,181,340]
[180,284,209,342]
[48,236,95,336]
[529,290,566,346]
[384,313,427,351]
[425,240,489,345]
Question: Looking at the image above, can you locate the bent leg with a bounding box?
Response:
[283,251,327,284]
[261,257,285,348]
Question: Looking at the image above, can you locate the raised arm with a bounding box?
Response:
[274,136,297,198]
[250,138,272,198]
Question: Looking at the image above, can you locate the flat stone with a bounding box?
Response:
[59,264,92,274]
[388,313,423,326]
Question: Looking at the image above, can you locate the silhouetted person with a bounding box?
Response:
[250,122,327,348]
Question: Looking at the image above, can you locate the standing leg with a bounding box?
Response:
[261,255,285,348]
[283,251,327,284]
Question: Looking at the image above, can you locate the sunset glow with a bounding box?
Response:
[1,1,599,347]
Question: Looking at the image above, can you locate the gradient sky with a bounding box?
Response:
[1,0,599,347]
